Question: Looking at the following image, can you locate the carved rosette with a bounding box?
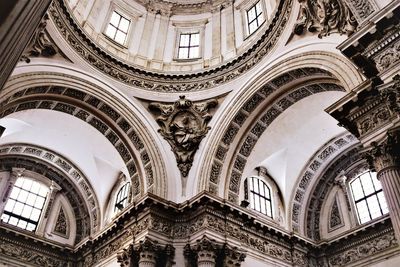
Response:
[149,96,217,177]
[367,128,400,174]
[20,14,57,63]
[294,0,358,38]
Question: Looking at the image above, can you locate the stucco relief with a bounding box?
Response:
[149,96,217,177]
[294,0,357,38]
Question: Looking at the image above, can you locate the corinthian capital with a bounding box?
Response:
[367,128,400,174]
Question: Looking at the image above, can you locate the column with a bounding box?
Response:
[192,237,220,267]
[223,245,246,267]
[367,128,400,242]
[152,11,171,62]
[137,239,158,267]
[0,0,52,90]
[0,168,22,214]
[36,180,62,235]
[136,10,156,66]
[117,245,134,267]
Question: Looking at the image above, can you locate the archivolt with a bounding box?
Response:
[197,66,346,202]
[0,71,167,198]
[288,133,360,237]
[0,143,98,242]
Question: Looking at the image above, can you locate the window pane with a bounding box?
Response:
[260,198,266,214]
[26,223,36,231]
[9,187,20,199]
[14,178,23,187]
[38,186,48,197]
[13,202,24,216]
[1,214,10,222]
[21,179,32,191]
[190,33,200,46]
[119,17,130,33]
[9,216,18,226]
[178,47,188,59]
[18,190,28,203]
[106,25,117,39]
[30,208,41,221]
[33,196,45,209]
[115,31,127,44]
[4,199,15,212]
[356,201,370,224]
[351,178,363,200]
[254,194,260,211]
[371,172,381,190]
[189,47,199,58]
[360,173,374,195]
[256,2,263,14]
[249,22,258,34]
[21,205,32,219]
[378,192,388,214]
[247,8,256,21]
[180,34,190,47]
[26,193,37,204]
[110,12,121,27]
[17,220,27,229]
[266,202,272,217]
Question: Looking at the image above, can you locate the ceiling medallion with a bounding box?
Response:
[149,96,217,177]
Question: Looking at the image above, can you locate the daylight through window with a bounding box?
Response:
[247,177,273,217]
[178,32,200,59]
[1,177,49,231]
[105,11,130,45]
[114,183,130,212]
[247,1,264,35]
[350,171,388,224]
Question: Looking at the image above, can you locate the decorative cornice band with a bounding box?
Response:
[48,0,292,92]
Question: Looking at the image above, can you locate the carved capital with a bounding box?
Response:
[117,245,134,267]
[367,128,400,174]
[149,96,217,177]
[20,14,57,63]
[185,237,221,266]
[381,75,400,115]
[294,0,357,38]
[223,245,246,267]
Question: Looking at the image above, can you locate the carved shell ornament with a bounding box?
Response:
[149,96,217,177]
[294,0,358,38]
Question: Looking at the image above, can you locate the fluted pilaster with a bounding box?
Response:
[368,128,400,242]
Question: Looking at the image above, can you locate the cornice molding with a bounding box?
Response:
[48,0,292,92]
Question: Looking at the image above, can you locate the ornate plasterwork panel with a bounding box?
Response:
[149,96,217,177]
[343,0,377,23]
[294,0,358,38]
[328,194,343,230]
[47,0,293,92]
[53,206,69,237]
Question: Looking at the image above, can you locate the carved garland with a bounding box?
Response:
[47,0,293,92]
[0,85,154,196]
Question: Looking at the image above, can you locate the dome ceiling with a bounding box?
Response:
[48,0,290,92]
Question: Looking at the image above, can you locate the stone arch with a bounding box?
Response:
[0,144,97,242]
[1,71,167,199]
[196,67,345,201]
[194,52,364,198]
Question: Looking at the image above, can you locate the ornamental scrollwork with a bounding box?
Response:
[20,14,57,63]
[294,0,357,38]
[149,96,217,177]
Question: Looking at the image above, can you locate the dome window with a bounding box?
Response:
[178,32,200,59]
[114,182,130,212]
[246,1,264,35]
[105,11,130,45]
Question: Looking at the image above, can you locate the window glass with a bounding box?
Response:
[246,1,265,35]
[178,32,200,59]
[1,177,48,231]
[248,177,273,218]
[350,171,388,224]
[105,11,130,45]
[114,183,130,212]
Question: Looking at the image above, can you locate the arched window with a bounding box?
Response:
[1,177,49,231]
[245,177,273,218]
[114,183,130,212]
[350,171,388,224]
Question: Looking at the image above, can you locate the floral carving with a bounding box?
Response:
[54,206,68,236]
[329,196,342,229]
[149,96,217,177]
[20,14,57,63]
[294,0,357,38]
